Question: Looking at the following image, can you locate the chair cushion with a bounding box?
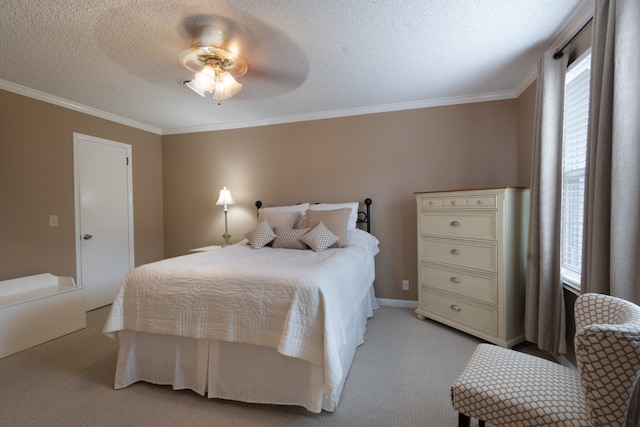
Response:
[451,344,590,426]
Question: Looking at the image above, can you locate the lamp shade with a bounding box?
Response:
[216,187,235,206]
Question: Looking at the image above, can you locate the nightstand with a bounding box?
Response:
[189,245,222,252]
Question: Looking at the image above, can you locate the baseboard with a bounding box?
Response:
[377,298,418,309]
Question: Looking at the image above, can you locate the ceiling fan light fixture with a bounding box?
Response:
[194,65,216,92]
[219,72,242,97]
[185,79,206,97]
[180,41,247,105]
[209,72,242,106]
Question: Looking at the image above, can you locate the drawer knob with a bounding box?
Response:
[450,220,460,227]
[450,249,461,255]
[429,201,434,206]
[450,201,456,206]
[450,304,461,312]
[450,277,461,284]
[477,200,483,205]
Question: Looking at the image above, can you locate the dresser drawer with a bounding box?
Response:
[421,263,497,304]
[421,237,497,272]
[420,198,443,208]
[422,290,498,337]
[419,194,497,210]
[419,212,497,240]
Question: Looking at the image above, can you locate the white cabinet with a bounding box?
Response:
[415,188,529,348]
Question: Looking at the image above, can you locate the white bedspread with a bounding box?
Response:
[103,229,378,393]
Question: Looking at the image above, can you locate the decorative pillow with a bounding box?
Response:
[300,222,339,252]
[272,226,311,250]
[244,220,276,249]
[258,203,310,228]
[308,202,359,230]
[258,210,300,231]
[303,207,351,247]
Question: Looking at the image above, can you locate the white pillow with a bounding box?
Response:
[308,202,359,230]
[259,203,310,228]
[348,228,380,256]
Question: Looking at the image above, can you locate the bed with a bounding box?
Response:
[103,199,378,413]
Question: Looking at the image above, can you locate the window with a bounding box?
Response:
[560,50,591,289]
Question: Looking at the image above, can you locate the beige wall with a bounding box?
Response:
[1,84,538,302]
[163,99,529,301]
[517,81,536,187]
[0,90,164,282]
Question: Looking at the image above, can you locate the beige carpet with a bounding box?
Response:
[0,305,491,426]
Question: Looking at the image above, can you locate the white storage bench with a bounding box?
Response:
[0,273,86,358]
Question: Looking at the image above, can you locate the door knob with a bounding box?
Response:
[82,234,93,240]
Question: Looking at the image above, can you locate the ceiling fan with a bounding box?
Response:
[180,25,248,105]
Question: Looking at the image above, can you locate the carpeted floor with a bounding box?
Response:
[0,305,498,426]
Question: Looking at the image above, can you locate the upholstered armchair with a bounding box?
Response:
[451,293,640,426]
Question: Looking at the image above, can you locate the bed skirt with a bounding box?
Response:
[111,285,378,412]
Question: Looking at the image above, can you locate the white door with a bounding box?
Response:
[74,133,134,311]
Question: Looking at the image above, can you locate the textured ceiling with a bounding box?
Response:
[0,0,590,135]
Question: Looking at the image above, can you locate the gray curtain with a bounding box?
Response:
[583,2,640,424]
[525,50,569,356]
[582,0,640,304]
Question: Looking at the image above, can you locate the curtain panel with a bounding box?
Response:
[582,0,640,304]
[525,51,569,356]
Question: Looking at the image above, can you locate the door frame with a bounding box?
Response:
[73,132,135,289]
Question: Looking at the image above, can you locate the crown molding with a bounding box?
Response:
[0,79,162,135]
[2,78,521,136]
[162,90,518,135]
[512,0,594,98]
[514,64,538,97]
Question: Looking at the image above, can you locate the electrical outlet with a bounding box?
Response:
[48,214,59,227]
[402,280,409,291]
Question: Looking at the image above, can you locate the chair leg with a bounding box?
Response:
[479,420,486,427]
[458,413,471,427]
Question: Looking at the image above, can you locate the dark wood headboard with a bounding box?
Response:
[255,198,372,233]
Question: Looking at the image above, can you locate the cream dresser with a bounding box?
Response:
[415,187,529,348]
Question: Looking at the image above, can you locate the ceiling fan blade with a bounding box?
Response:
[239,65,308,98]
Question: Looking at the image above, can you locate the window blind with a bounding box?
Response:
[560,50,591,288]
